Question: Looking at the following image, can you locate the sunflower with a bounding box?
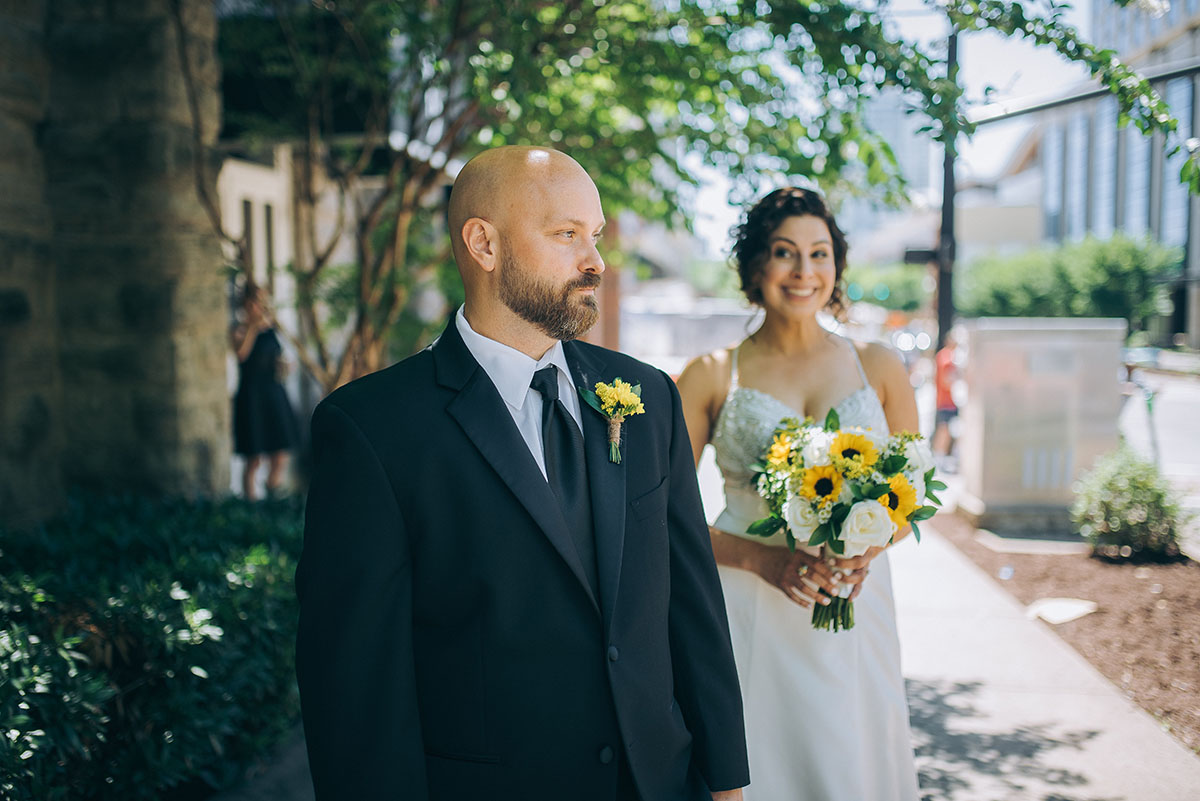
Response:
[878,473,918,528]
[766,433,794,470]
[798,464,844,507]
[829,431,879,478]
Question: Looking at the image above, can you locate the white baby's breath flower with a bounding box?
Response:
[1135,0,1169,18]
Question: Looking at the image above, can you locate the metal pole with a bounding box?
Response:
[937,29,958,352]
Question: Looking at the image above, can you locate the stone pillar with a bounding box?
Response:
[0,1,66,528]
[42,0,229,496]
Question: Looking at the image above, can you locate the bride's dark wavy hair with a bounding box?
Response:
[730,187,849,319]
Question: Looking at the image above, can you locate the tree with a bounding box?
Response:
[171,0,1189,393]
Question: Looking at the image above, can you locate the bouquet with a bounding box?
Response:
[747,408,944,632]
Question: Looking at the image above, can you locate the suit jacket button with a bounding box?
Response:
[598,746,614,764]
[607,645,619,662]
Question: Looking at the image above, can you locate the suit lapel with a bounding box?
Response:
[435,321,600,614]
[565,341,627,633]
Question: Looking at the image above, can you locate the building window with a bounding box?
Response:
[1092,97,1117,239]
[1043,123,1065,241]
[1161,78,1193,249]
[1065,113,1089,241]
[1124,126,1151,236]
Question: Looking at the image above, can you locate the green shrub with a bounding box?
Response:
[0,495,304,801]
[957,235,1182,332]
[1072,447,1185,561]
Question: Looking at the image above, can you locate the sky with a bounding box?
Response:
[692,0,1097,257]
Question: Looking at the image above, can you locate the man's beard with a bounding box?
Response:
[498,250,601,341]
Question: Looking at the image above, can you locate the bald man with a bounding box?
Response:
[296,147,749,801]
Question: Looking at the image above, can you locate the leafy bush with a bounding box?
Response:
[957,235,1182,332]
[1072,447,1185,561]
[0,495,304,801]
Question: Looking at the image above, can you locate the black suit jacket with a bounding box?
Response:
[296,320,749,800]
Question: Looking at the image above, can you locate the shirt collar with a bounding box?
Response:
[455,306,573,411]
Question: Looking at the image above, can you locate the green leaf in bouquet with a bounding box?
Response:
[830,504,851,527]
[808,522,831,547]
[749,461,768,474]
[747,516,784,537]
[785,531,797,552]
[925,467,936,482]
[927,479,948,491]
[631,384,643,397]
[910,505,937,521]
[864,483,890,500]
[824,407,840,432]
[826,535,845,555]
[910,519,922,542]
[878,455,907,474]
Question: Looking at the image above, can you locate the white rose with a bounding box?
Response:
[837,500,897,558]
[907,472,927,506]
[904,439,935,477]
[801,431,832,467]
[783,496,821,545]
[904,439,935,503]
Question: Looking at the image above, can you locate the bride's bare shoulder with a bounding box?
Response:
[677,345,737,401]
[851,339,910,391]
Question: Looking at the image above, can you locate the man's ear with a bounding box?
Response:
[462,218,499,272]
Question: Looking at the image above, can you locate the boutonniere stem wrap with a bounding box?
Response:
[580,378,645,463]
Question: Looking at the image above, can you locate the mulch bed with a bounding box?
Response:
[934,511,1200,755]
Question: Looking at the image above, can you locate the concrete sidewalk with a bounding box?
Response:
[891,527,1200,801]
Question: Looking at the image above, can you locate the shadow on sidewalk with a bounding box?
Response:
[907,679,1118,801]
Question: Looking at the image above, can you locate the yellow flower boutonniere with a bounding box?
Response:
[579,378,645,463]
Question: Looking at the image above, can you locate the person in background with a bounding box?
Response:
[933,336,958,469]
[230,285,300,500]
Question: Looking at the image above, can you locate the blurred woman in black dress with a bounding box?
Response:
[230,286,300,500]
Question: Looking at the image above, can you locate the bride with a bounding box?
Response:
[677,187,920,800]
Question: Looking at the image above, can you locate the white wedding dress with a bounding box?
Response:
[711,341,919,801]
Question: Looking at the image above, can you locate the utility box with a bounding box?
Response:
[958,318,1125,536]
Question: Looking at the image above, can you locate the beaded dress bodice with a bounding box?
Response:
[710,338,890,547]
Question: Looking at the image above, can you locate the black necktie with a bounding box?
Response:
[530,366,598,595]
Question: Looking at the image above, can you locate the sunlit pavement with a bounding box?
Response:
[696,455,1200,801]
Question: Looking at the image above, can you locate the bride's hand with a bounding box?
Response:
[828,547,885,601]
[753,547,841,609]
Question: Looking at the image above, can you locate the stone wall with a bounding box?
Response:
[44,0,229,497]
[0,1,230,528]
[0,0,65,527]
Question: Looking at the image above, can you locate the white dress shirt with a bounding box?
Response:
[455,306,585,479]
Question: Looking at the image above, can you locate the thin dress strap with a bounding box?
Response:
[845,337,870,390]
[729,344,741,389]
